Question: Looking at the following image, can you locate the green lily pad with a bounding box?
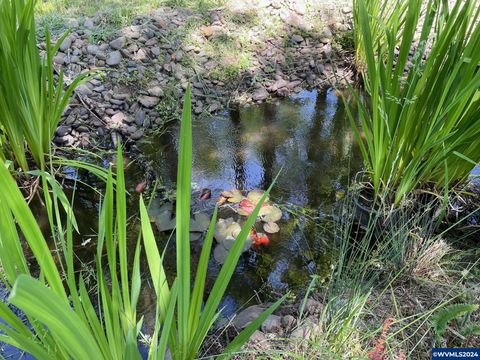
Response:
[259,205,282,223]
[190,232,203,242]
[263,221,280,234]
[247,189,268,205]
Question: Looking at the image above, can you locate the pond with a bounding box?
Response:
[1,88,362,348]
[139,88,362,320]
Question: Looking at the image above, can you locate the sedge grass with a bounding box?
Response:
[0,0,92,171]
[348,0,480,204]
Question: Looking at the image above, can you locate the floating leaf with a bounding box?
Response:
[259,205,282,223]
[222,189,243,203]
[199,188,212,200]
[190,232,202,242]
[247,190,269,205]
[263,221,279,234]
[214,218,236,243]
[223,235,236,250]
[190,212,211,232]
[226,222,242,238]
[216,195,228,205]
[152,203,176,232]
[238,198,255,216]
[213,244,228,264]
[243,235,253,251]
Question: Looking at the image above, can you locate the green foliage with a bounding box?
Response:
[0,0,92,171]
[432,303,480,341]
[0,87,284,359]
[348,0,480,203]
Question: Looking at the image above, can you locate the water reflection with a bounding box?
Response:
[142,88,362,310]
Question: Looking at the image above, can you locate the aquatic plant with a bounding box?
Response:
[0,87,285,359]
[0,0,91,170]
[348,0,480,204]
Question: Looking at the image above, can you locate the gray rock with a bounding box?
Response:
[87,44,99,55]
[106,51,122,66]
[148,86,164,97]
[138,96,160,108]
[76,84,93,96]
[76,125,89,133]
[109,36,126,50]
[281,315,296,330]
[232,305,265,329]
[56,125,71,137]
[59,37,72,52]
[305,298,323,315]
[270,78,289,92]
[249,330,266,343]
[260,314,282,334]
[54,54,65,65]
[83,18,94,29]
[320,27,333,40]
[151,46,161,56]
[292,34,304,44]
[134,48,148,61]
[252,87,269,101]
[135,111,146,126]
[290,316,321,340]
[130,129,144,140]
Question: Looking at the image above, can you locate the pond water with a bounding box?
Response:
[139,88,362,320]
[1,88,361,352]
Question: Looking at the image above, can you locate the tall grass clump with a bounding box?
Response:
[0,0,91,171]
[348,0,480,204]
[0,88,284,359]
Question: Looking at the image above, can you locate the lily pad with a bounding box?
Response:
[152,203,176,232]
[214,218,236,243]
[263,221,280,234]
[259,205,282,223]
[190,232,203,242]
[238,198,255,216]
[247,189,268,205]
[214,244,229,264]
[221,189,243,203]
[190,212,211,232]
[223,235,236,250]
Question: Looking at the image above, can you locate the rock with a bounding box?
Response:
[200,25,214,38]
[83,18,94,29]
[252,87,269,101]
[56,125,71,137]
[342,6,352,14]
[134,48,148,61]
[232,305,265,329]
[249,330,266,343]
[87,44,99,55]
[281,315,296,330]
[59,37,72,52]
[138,96,160,108]
[76,125,89,133]
[292,34,304,43]
[110,112,127,127]
[106,51,122,66]
[290,317,321,340]
[320,27,333,40]
[173,50,184,62]
[305,298,323,315]
[54,54,65,65]
[270,78,289,92]
[148,86,164,97]
[261,315,282,334]
[151,46,161,56]
[76,84,93,96]
[135,111,146,126]
[130,129,144,140]
[109,36,126,50]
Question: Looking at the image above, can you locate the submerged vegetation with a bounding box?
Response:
[0,0,479,358]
